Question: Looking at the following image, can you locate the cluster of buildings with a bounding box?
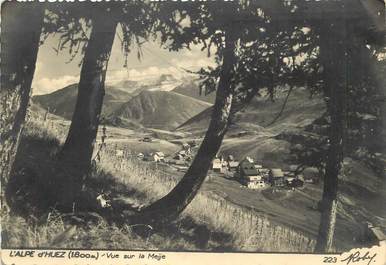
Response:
[137,151,165,162]
[136,141,196,167]
[212,155,240,173]
[171,143,192,163]
[212,155,309,190]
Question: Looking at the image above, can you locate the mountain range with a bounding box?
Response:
[32,75,214,130]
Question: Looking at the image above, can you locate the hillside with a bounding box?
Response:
[177,88,326,165]
[173,80,216,104]
[33,84,132,119]
[178,88,325,135]
[108,90,212,130]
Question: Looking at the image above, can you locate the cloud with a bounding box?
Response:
[31,40,217,95]
[32,75,79,95]
[32,55,216,95]
[31,60,79,95]
[171,57,216,70]
[106,66,185,85]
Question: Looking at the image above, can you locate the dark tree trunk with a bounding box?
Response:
[134,31,237,224]
[315,16,347,253]
[0,3,44,210]
[58,17,117,205]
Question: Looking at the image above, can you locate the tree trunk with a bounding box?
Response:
[58,17,117,206]
[315,15,347,253]
[134,30,237,225]
[0,3,44,211]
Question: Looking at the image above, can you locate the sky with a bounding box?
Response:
[32,29,216,95]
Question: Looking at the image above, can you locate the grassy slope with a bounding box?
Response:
[177,88,325,164]
[2,118,316,252]
[178,88,325,134]
[1,122,214,251]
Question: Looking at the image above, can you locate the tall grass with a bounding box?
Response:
[1,208,163,249]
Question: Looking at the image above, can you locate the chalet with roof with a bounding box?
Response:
[258,168,270,177]
[182,143,191,154]
[239,159,265,189]
[269,168,285,187]
[285,177,304,188]
[212,158,225,173]
[152,151,165,162]
[173,153,184,160]
[245,156,254,163]
[228,160,239,171]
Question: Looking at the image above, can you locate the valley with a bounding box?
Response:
[30,78,386,252]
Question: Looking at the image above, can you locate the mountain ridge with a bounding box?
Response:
[33,83,133,120]
[108,90,212,130]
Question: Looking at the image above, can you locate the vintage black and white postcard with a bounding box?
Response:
[1,0,385,264]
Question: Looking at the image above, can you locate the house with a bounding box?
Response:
[239,160,258,178]
[178,150,188,157]
[285,176,295,185]
[173,153,184,160]
[152,152,165,162]
[258,168,270,175]
[286,177,304,188]
[247,180,266,189]
[228,161,239,171]
[245,156,254,163]
[182,143,192,155]
[182,143,191,150]
[258,168,270,182]
[303,167,320,184]
[212,158,223,172]
[239,160,264,189]
[269,168,285,187]
[304,177,317,184]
